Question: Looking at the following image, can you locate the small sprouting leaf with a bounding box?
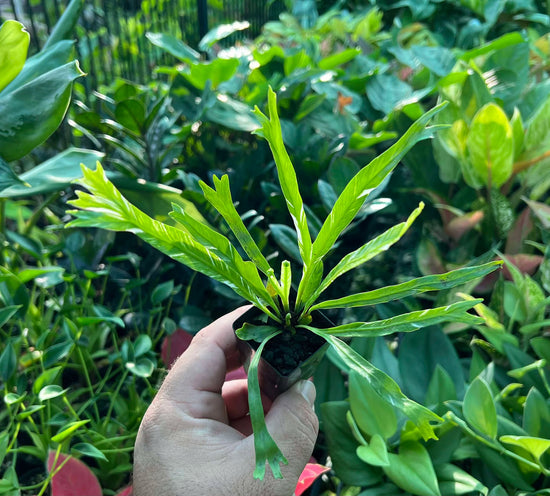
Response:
[318,300,482,337]
[151,280,175,305]
[463,377,497,439]
[247,331,286,479]
[312,262,500,310]
[312,331,441,441]
[51,420,90,444]
[16,404,45,421]
[33,366,62,394]
[125,357,155,378]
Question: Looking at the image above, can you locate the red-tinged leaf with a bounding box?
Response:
[445,210,484,242]
[47,451,102,496]
[501,254,543,279]
[295,463,330,496]
[115,485,133,496]
[225,366,247,381]
[476,254,543,293]
[161,328,193,368]
[505,208,533,254]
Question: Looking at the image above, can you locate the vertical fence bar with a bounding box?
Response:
[39,0,52,35]
[24,0,42,51]
[197,0,207,41]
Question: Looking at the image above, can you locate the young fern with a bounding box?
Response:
[66,87,501,480]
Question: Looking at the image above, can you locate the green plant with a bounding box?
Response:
[66,87,500,479]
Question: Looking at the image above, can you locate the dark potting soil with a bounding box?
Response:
[261,326,326,376]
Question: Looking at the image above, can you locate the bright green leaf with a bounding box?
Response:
[383,442,441,496]
[146,32,200,62]
[0,20,29,92]
[312,262,500,310]
[71,442,108,461]
[500,435,550,462]
[463,377,497,438]
[38,385,67,401]
[311,331,441,441]
[465,103,514,188]
[357,434,390,467]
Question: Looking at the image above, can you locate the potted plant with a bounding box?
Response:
[66,88,500,480]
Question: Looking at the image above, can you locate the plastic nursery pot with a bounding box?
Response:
[233,306,332,400]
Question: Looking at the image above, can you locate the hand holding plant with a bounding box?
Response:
[67,87,500,479]
[133,307,319,496]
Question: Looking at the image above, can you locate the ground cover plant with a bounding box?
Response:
[66,87,500,480]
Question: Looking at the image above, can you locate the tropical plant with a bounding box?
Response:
[66,87,500,480]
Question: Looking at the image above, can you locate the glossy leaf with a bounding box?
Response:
[435,463,487,496]
[357,434,390,467]
[247,331,286,479]
[311,103,446,263]
[463,377,497,438]
[312,331,441,440]
[254,88,313,268]
[67,164,275,316]
[198,21,249,51]
[500,435,550,462]
[313,262,500,310]
[465,103,514,188]
[383,442,441,496]
[0,148,104,198]
[317,299,482,337]
[0,20,29,92]
[38,385,67,401]
[523,388,550,438]
[0,61,84,162]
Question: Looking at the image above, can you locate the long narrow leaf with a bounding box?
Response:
[309,330,441,440]
[305,203,424,307]
[169,205,278,319]
[199,175,271,275]
[312,103,447,261]
[253,88,313,267]
[66,163,274,314]
[248,331,287,479]
[311,262,501,310]
[315,300,483,337]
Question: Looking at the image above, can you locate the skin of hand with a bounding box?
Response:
[133,306,319,496]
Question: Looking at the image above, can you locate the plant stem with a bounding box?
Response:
[513,150,550,174]
[102,369,129,429]
[76,347,101,423]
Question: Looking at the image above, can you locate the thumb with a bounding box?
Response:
[264,380,319,479]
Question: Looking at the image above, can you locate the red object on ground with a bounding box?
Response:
[47,452,102,496]
[295,463,330,496]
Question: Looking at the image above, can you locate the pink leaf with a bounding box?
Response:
[294,463,330,496]
[115,485,133,496]
[445,210,484,242]
[161,328,193,368]
[47,451,102,496]
[505,208,533,254]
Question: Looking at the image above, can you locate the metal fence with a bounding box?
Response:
[1,0,284,91]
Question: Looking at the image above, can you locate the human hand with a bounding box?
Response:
[133,306,319,496]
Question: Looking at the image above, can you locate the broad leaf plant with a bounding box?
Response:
[66,88,500,479]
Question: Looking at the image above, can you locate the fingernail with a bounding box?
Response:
[295,380,316,407]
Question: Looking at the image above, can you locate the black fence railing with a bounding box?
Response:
[1,0,285,91]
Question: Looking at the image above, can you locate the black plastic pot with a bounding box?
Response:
[233,306,332,400]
